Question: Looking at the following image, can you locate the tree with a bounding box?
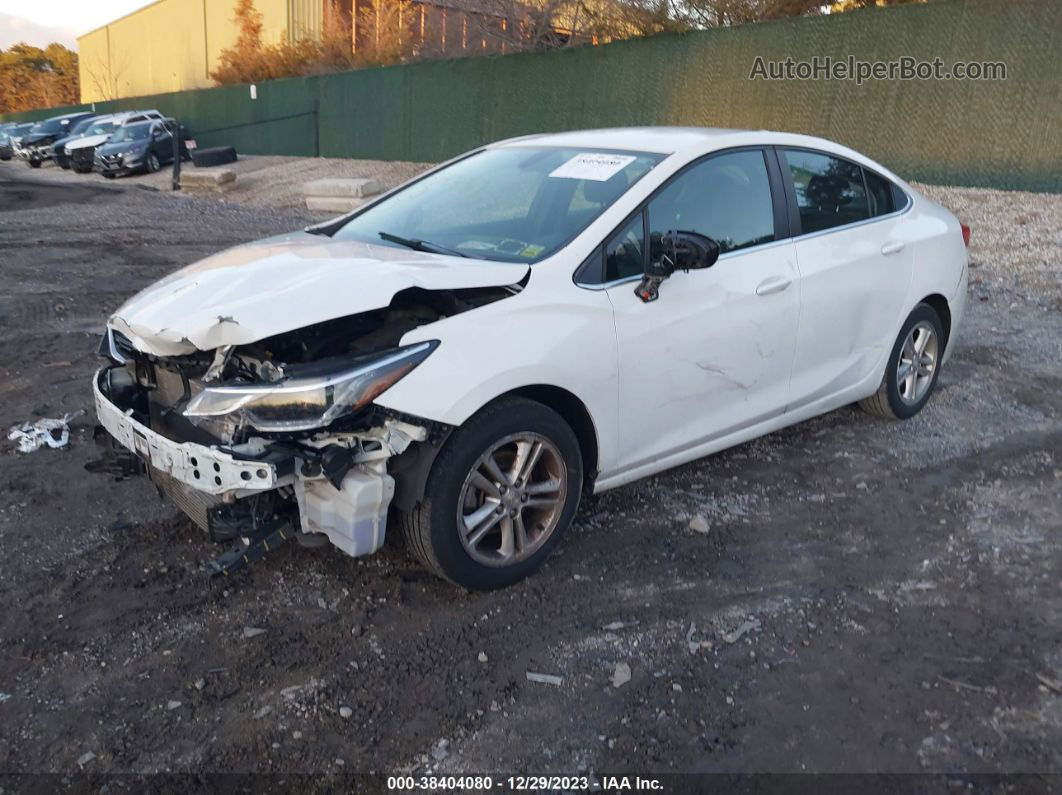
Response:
[0,43,80,113]
[84,48,130,102]
[210,0,270,84]
[205,0,935,87]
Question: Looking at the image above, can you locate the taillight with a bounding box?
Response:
[960,222,971,248]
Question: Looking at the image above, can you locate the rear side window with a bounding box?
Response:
[783,149,869,234]
[865,169,898,217]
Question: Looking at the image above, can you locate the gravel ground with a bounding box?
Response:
[22,153,433,213]
[917,183,1062,309]
[0,161,1060,782]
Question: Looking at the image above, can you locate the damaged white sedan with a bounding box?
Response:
[94,127,969,588]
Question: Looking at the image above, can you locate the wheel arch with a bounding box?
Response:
[389,383,601,512]
[505,384,600,488]
[919,293,951,349]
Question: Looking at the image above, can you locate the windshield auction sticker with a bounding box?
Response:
[549,152,637,181]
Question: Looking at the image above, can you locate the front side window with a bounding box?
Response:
[332,146,663,263]
[604,214,646,282]
[647,150,776,255]
[783,149,870,233]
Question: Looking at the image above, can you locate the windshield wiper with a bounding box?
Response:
[378,231,469,258]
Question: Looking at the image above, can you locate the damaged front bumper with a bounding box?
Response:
[94,371,282,495]
[93,367,428,559]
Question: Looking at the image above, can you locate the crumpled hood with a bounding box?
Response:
[109,232,530,356]
[67,133,111,151]
[23,132,59,147]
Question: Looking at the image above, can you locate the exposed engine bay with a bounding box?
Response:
[93,284,518,572]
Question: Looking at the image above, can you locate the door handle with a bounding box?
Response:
[755,276,792,296]
[881,241,906,256]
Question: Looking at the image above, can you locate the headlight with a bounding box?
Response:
[183,341,438,432]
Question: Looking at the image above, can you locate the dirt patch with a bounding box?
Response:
[0,174,113,212]
[0,163,1059,778]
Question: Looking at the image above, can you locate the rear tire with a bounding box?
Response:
[860,303,945,420]
[400,397,583,590]
[28,158,41,168]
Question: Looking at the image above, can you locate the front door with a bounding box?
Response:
[604,149,801,473]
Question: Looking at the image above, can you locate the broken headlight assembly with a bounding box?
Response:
[183,340,438,432]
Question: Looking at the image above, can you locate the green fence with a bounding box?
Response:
[4,0,1060,191]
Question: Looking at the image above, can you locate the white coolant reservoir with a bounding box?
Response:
[295,464,395,557]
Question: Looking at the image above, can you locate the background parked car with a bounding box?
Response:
[0,122,16,160]
[49,115,106,169]
[65,110,163,173]
[94,118,190,178]
[20,112,96,168]
[6,122,35,161]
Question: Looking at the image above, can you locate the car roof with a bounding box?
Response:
[489,126,902,182]
[40,111,91,122]
[491,127,750,155]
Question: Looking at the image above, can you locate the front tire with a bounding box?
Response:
[400,397,583,590]
[146,152,161,173]
[860,303,945,420]
[28,158,41,168]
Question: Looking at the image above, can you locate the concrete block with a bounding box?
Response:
[182,168,237,192]
[305,196,368,213]
[303,178,382,199]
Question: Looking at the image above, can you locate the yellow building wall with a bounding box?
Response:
[78,0,314,103]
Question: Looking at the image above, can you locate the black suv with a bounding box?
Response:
[20,112,96,167]
[48,115,105,169]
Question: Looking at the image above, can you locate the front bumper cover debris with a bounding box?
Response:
[93,369,279,495]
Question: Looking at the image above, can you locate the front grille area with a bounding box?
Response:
[149,465,222,531]
[70,147,94,168]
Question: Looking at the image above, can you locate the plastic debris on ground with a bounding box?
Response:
[7,410,84,453]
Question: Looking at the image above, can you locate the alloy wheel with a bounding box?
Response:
[896,321,938,404]
[456,433,568,567]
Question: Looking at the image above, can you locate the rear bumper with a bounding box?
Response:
[943,256,969,365]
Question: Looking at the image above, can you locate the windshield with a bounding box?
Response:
[86,120,116,136]
[111,123,150,143]
[332,146,664,263]
[31,118,67,134]
[68,117,97,136]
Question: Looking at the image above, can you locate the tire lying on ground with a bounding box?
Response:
[191,146,237,168]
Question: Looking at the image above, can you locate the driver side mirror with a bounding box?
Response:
[635,230,720,303]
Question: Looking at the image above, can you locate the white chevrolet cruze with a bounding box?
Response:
[95,127,969,588]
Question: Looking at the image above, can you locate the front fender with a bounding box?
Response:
[374,284,620,475]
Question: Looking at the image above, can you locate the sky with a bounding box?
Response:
[0,0,154,49]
